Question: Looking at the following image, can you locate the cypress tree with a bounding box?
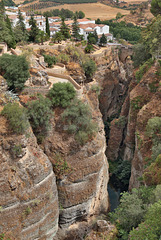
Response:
[60,17,71,39]
[100,33,107,45]
[46,16,50,37]
[72,14,80,41]
[29,16,39,42]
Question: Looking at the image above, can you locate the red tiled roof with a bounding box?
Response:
[50,27,58,31]
[49,16,60,20]
[79,23,97,29]
[8,15,17,19]
[77,18,91,22]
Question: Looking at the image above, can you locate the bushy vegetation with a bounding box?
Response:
[109,185,161,239]
[1,103,28,134]
[129,200,161,240]
[48,82,76,108]
[43,8,85,19]
[146,116,161,157]
[85,44,94,53]
[96,19,141,44]
[82,59,96,80]
[43,54,57,67]
[27,95,53,136]
[41,0,97,4]
[0,54,29,92]
[0,13,16,48]
[135,58,154,83]
[57,53,69,64]
[61,99,97,145]
[109,159,131,191]
[133,44,152,68]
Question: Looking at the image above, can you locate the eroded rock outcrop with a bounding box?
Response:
[94,49,133,162]
[127,65,161,189]
[41,88,109,238]
[0,116,59,239]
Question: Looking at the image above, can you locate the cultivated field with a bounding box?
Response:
[39,3,130,20]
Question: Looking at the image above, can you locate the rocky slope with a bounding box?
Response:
[0,79,59,240]
[97,50,161,190]
[41,87,109,239]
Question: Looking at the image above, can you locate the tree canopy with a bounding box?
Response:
[151,0,161,16]
[0,54,29,92]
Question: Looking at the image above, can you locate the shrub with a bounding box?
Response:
[131,96,142,111]
[48,82,76,108]
[84,44,94,53]
[11,144,22,158]
[146,117,161,139]
[1,103,28,134]
[135,58,153,83]
[0,54,29,92]
[129,200,161,240]
[109,191,146,233]
[52,152,71,178]
[61,99,97,145]
[43,54,57,67]
[82,59,96,79]
[27,95,53,135]
[143,155,161,185]
[114,116,126,128]
[57,53,69,64]
[90,84,101,96]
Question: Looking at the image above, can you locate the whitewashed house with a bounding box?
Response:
[79,23,112,41]
[48,16,60,23]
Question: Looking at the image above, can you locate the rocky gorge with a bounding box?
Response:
[0,43,160,240]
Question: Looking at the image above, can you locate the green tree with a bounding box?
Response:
[116,12,123,19]
[61,99,97,145]
[142,16,161,58]
[129,200,161,240]
[87,32,97,44]
[60,17,71,39]
[151,0,161,16]
[82,59,96,80]
[43,54,57,67]
[110,191,146,233]
[93,29,98,43]
[85,44,94,53]
[38,30,47,45]
[46,16,50,37]
[0,14,16,48]
[17,10,26,33]
[99,33,107,45]
[0,54,29,92]
[29,16,39,42]
[48,82,76,107]
[72,14,80,41]
[52,31,63,43]
[1,103,28,134]
[14,10,28,43]
[133,43,151,67]
[27,95,53,135]
[0,0,5,15]
[5,15,16,47]
[78,10,85,19]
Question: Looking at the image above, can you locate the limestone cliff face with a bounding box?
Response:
[41,88,109,237]
[127,65,161,189]
[94,49,133,162]
[0,115,59,239]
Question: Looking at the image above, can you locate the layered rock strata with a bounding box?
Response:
[0,117,59,240]
[42,87,109,236]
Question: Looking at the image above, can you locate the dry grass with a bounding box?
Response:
[39,2,130,20]
[13,0,24,4]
